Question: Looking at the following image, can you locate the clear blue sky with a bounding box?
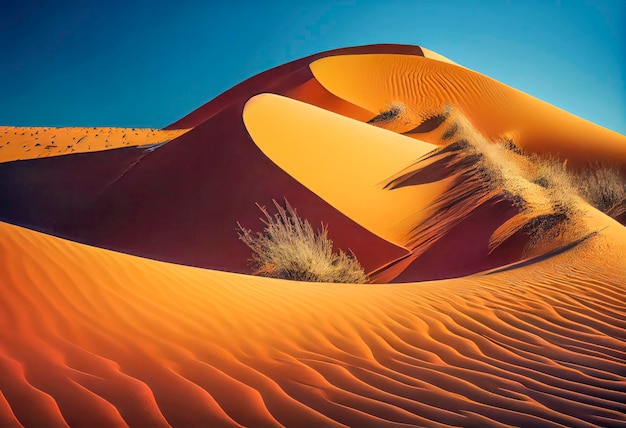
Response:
[1,0,624,134]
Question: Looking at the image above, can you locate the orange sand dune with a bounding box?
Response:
[244,93,442,247]
[0,46,429,276]
[0,216,624,426]
[243,94,533,281]
[2,44,626,426]
[310,54,626,169]
[0,126,190,163]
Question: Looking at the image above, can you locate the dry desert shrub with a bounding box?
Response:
[527,154,625,217]
[390,108,582,255]
[367,102,405,124]
[471,132,579,253]
[530,155,575,193]
[573,165,626,218]
[237,200,369,283]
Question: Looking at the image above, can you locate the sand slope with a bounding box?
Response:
[243,93,441,247]
[0,216,624,427]
[0,126,189,163]
[310,54,626,169]
[0,47,429,275]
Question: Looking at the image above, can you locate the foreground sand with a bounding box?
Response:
[0,214,624,427]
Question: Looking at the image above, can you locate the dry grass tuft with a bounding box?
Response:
[530,155,577,193]
[459,121,580,255]
[237,200,369,283]
[386,107,588,257]
[367,102,405,124]
[573,165,626,218]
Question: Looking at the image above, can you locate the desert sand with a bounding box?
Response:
[0,126,190,163]
[0,44,624,426]
[310,53,626,169]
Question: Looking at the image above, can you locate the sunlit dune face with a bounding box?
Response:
[243,93,447,250]
[0,126,190,163]
[309,53,626,168]
[310,54,504,136]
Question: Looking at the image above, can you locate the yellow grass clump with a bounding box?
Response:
[573,165,626,218]
[385,107,586,258]
[237,200,369,283]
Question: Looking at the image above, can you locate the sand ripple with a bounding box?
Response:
[1,220,624,426]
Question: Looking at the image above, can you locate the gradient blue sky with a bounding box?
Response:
[1,0,624,133]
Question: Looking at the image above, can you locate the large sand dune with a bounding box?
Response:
[1,44,625,426]
[310,54,626,169]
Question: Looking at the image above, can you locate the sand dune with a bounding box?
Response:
[243,93,441,247]
[0,46,429,275]
[1,44,625,426]
[0,126,189,163]
[0,216,624,426]
[310,54,626,169]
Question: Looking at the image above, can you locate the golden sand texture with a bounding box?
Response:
[243,93,447,248]
[0,217,624,426]
[0,127,190,163]
[310,54,626,168]
[420,47,465,68]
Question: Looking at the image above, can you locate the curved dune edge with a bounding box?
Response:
[164,44,424,131]
[309,54,626,168]
[0,219,625,427]
[420,47,465,68]
[283,77,376,122]
[242,95,586,282]
[243,93,447,248]
[0,126,190,163]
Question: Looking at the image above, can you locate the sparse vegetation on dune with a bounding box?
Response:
[237,200,369,283]
[367,102,405,124]
[237,108,624,279]
[387,107,603,257]
[426,108,626,255]
[524,151,626,219]
[573,165,626,218]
